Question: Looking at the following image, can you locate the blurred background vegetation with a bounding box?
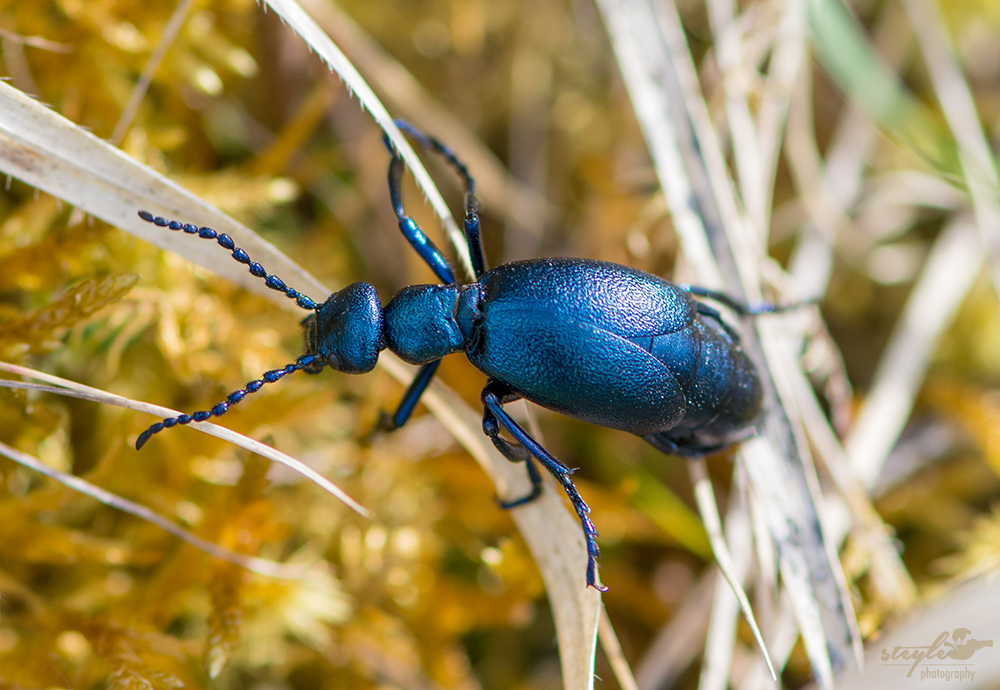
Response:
[1,0,1000,688]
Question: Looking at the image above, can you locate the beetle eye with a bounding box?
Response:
[325,353,341,370]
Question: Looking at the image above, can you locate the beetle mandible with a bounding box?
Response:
[135,120,781,590]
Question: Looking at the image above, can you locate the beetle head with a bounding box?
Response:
[303,282,385,374]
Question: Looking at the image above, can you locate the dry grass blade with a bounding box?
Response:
[805,0,958,177]
[595,0,859,684]
[261,0,474,279]
[689,459,777,682]
[705,0,806,238]
[598,606,640,690]
[845,219,982,489]
[635,572,717,688]
[901,0,1000,304]
[787,0,920,298]
[592,0,718,283]
[0,362,367,515]
[109,0,195,145]
[787,362,918,613]
[0,79,328,303]
[0,430,304,579]
[295,0,555,239]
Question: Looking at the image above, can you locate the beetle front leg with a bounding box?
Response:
[387,120,489,280]
[481,380,606,591]
[379,360,441,432]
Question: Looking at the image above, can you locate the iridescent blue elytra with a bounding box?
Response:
[135,120,776,591]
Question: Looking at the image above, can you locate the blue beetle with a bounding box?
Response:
[135,121,774,590]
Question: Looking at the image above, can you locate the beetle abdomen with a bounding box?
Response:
[646,319,762,451]
[666,321,757,431]
[467,257,762,444]
[645,326,702,391]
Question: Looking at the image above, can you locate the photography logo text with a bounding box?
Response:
[881,628,992,681]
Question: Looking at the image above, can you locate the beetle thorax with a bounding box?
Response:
[383,283,481,365]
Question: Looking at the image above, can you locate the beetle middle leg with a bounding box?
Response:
[688,290,803,345]
[481,380,606,590]
[479,381,540,503]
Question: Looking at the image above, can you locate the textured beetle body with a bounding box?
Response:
[365,256,762,454]
[135,121,772,589]
[463,258,761,452]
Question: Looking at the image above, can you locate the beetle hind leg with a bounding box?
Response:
[480,382,544,506]
[481,380,606,591]
[644,426,759,458]
[496,459,544,509]
[693,302,742,344]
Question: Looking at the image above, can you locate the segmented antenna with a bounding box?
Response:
[135,354,322,450]
[137,211,319,311]
[135,211,326,449]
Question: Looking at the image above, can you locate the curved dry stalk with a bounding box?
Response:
[0,362,367,515]
[378,355,602,690]
[844,218,982,489]
[599,606,640,690]
[594,0,860,685]
[689,459,777,682]
[0,434,306,579]
[261,0,473,279]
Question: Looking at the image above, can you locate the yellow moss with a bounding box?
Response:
[0,274,139,358]
[2,0,1000,687]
